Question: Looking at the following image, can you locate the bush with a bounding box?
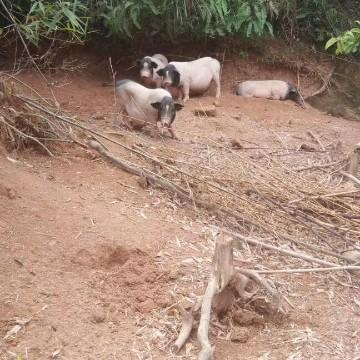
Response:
[0,0,358,48]
[1,0,88,45]
[94,0,274,41]
[325,21,360,54]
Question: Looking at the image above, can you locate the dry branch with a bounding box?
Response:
[226,230,338,267]
[256,265,360,274]
[340,171,360,187]
[306,66,335,99]
[173,304,197,353]
[347,143,360,176]
[87,140,190,197]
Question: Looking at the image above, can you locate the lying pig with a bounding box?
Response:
[136,54,168,88]
[156,57,221,102]
[116,79,183,138]
[235,80,304,106]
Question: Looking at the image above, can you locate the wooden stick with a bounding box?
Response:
[87,140,190,197]
[347,143,360,176]
[295,159,344,172]
[225,230,338,267]
[197,276,217,360]
[340,171,360,187]
[255,265,360,274]
[237,269,280,306]
[173,305,197,353]
[307,130,326,152]
[306,66,335,99]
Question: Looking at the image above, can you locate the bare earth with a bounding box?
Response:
[1,56,360,360]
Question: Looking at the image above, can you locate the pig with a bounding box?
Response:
[235,80,304,106]
[156,57,221,102]
[116,79,183,139]
[136,54,168,88]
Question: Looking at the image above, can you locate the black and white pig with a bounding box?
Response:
[136,54,168,88]
[235,80,304,106]
[156,57,221,102]
[116,79,183,139]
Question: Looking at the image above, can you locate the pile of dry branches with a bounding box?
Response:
[88,126,360,262]
[0,79,78,155]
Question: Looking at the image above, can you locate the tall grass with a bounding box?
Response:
[0,0,358,49]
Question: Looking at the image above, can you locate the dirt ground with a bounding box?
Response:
[1,51,360,360]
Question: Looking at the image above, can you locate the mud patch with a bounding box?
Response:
[91,251,173,315]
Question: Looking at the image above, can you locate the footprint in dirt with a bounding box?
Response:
[72,244,130,269]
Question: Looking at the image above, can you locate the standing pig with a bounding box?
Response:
[156,57,221,102]
[116,79,183,139]
[235,80,304,106]
[136,54,168,88]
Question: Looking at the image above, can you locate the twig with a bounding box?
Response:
[295,159,344,172]
[256,265,360,274]
[306,66,335,98]
[340,171,360,187]
[173,300,201,353]
[225,230,338,267]
[87,140,190,197]
[197,277,217,360]
[307,130,325,152]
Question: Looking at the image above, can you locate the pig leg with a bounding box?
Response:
[155,78,162,88]
[182,82,190,102]
[270,90,281,100]
[168,126,178,140]
[213,71,221,98]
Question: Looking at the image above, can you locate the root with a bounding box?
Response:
[306,66,335,99]
[173,299,202,353]
[197,277,217,360]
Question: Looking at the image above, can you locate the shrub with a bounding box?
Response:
[1,0,89,45]
[325,21,360,54]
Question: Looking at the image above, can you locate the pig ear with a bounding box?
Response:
[151,102,161,110]
[151,61,158,69]
[174,102,184,111]
[156,69,164,77]
[172,70,180,86]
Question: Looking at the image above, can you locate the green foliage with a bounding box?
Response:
[268,0,351,42]
[325,21,360,54]
[1,0,88,45]
[0,0,359,47]
[94,0,274,41]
